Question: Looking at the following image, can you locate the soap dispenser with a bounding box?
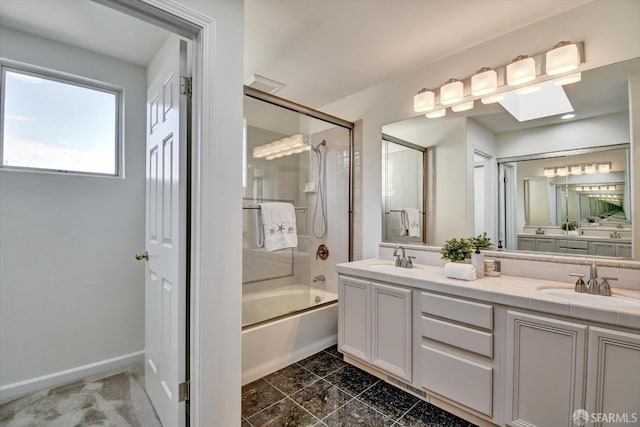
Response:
[471,246,484,279]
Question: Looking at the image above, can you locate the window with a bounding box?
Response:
[1,65,120,176]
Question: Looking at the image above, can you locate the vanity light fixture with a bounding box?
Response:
[543,167,555,177]
[598,163,611,173]
[425,108,446,119]
[440,79,463,105]
[413,40,583,121]
[546,41,580,76]
[561,113,576,120]
[506,55,536,86]
[570,165,582,175]
[452,100,474,112]
[414,88,435,112]
[556,166,568,177]
[584,164,596,174]
[553,72,582,86]
[471,67,497,96]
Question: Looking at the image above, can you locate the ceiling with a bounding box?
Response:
[0,0,619,126]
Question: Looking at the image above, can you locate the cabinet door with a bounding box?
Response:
[338,276,370,361]
[591,242,617,257]
[505,311,587,427]
[517,237,535,251]
[371,282,412,382]
[535,238,555,253]
[616,244,632,258]
[586,327,640,426]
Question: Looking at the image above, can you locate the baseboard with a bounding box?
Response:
[242,335,337,385]
[0,350,144,403]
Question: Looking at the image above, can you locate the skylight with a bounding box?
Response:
[499,80,574,122]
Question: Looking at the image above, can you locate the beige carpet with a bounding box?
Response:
[0,364,162,427]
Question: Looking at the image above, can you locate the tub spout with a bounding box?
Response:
[313,274,326,282]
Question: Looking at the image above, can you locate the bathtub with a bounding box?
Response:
[242,285,338,385]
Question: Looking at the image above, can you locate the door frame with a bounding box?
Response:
[93,1,239,425]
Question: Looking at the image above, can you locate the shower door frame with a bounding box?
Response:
[243,86,355,261]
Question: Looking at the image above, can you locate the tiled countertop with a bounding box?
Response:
[337,258,640,330]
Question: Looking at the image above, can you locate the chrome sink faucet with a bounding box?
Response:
[585,261,599,294]
[393,246,415,269]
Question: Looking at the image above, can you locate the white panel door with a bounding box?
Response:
[145,38,188,427]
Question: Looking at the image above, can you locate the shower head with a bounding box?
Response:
[310,140,327,153]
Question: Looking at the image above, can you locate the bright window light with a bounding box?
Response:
[1,66,119,175]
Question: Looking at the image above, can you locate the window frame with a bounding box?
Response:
[0,61,124,178]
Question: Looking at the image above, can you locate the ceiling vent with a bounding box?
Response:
[245,74,286,94]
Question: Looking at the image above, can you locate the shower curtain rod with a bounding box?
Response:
[243,206,308,211]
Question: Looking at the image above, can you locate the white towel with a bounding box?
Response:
[444,262,477,281]
[257,203,298,251]
[400,208,420,237]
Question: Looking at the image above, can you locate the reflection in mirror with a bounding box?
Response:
[381,57,639,258]
[381,134,428,243]
[503,145,631,257]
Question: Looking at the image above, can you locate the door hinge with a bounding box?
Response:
[180,76,192,97]
[179,381,190,402]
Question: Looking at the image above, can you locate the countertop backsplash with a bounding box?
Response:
[378,243,640,291]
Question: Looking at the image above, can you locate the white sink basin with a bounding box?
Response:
[367,263,423,273]
[540,288,640,307]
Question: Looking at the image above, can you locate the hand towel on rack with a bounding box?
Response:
[400,208,420,237]
[257,202,298,251]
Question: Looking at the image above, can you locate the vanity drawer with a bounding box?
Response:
[557,239,589,250]
[421,316,493,358]
[420,344,493,416]
[420,292,493,330]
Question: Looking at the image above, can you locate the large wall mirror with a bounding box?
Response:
[381,57,639,258]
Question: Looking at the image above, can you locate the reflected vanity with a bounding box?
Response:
[381,57,639,259]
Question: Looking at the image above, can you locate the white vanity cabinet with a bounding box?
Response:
[418,292,495,418]
[338,276,412,382]
[585,327,640,423]
[505,311,588,427]
[338,276,371,361]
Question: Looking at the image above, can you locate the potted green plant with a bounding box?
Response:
[560,221,579,236]
[441,237,474,263]
[469,232,493,250]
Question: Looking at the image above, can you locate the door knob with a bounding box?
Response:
[135,251,149,261]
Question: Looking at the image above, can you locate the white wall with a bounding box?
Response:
[0,27,146,387]
[321,0,640,258]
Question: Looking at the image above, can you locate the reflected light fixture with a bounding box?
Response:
[515,84,542,95]
[575,186,583,191]
[425,108,446,119]
[253,134,310,160]
[556,166,568,177]
[452,100,474,112]
[598,163,610,173]
[543,167,555,177]
[561,113,576,120]
[481,93,505,104]
[608,185,616,191]
[440,79,463,105]
[414,88,435,112]
[507,55,536,86]
[546,41,580,76]
[570,165,582,175]
[553,72,582,86]
[584,164,596,174]
[471,67,497,96]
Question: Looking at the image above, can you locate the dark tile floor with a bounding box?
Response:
[242,345,478,427]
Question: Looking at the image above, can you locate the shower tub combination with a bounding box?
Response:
[242,285,338,385]
[241,87,353,385]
